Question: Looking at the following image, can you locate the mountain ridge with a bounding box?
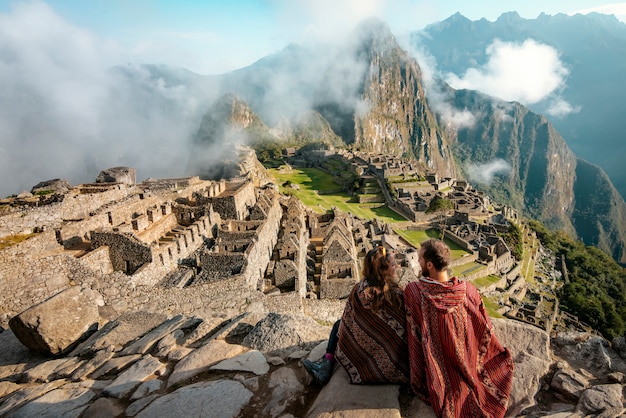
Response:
[413,11,626,200]
[180,19,626,264]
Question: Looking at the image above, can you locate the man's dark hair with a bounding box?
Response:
[421,238,450,271]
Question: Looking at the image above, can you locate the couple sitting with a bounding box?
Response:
[304,239,514,418]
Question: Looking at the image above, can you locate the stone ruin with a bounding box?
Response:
[284,147,591,336]
[0,160,415,333]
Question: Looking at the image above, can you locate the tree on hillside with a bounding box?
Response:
[426,196,454,240]
[529,220,626,339]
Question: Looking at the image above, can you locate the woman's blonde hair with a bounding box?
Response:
[362,246,403,312]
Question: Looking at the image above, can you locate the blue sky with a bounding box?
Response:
[1,0,624,75]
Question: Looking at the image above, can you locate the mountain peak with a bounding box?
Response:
[351,18,397,48]
[496,11,522,23]
[445,12,470,23]
[354,17,393,36]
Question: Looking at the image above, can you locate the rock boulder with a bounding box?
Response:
[30,179,71,195]
[95,167,136,185]
[491,318,552,417]
[9,287,103,356]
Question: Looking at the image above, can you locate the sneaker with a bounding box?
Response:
[303,356,333,385]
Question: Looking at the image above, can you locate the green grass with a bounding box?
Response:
[34,190,54,196]
[473,274,502,288]
[262,159,286,169]
[0,233,37,250]
[394,229,471,260]
[452,261,486,278]
[482,296,504,319]
[269,167,406,223]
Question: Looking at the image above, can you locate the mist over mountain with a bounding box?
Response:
[0,0,220,197]
[181,18,626,264]
[2,6,625,264]
[411,11,626,199]
[202,19,457,177]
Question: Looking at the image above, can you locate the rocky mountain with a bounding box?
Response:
[412,11,626,200]
[447,89,626,264]
[206,20,457,178]
[175,19,626,264]
[2,287,626,417]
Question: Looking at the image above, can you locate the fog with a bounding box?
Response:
[0,1,377,197]
[0,2,206,197]
[0,1,587,197]
[466,159,512,186]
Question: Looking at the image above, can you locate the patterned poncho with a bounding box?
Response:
[336,280,410,384]
[405,278,513,418]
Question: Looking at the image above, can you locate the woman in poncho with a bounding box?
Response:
[303,245,409,385]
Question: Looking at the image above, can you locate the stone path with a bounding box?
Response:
[1,312,626,417]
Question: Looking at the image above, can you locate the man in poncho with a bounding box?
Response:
[405,238,513,418]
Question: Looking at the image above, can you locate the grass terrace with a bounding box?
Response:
[482,296,505,318]
[394,228,473,258]
[452,261,486,278]
[473,274,502,288]
[0,233,37,250]
[268,166,406,223]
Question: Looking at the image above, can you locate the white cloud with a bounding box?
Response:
[546,97,582,117]
[466,159,512,185]
[491,102,515,123]
[276,0,385,43]
[403,41,477,129]
[445,39,570,105]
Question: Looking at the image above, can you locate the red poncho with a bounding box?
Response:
[336,280,410,384]
[405,278,513,418]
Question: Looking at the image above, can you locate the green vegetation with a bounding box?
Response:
[473,274,501,288]
[0,233,37,250]
[529,220,626,339]
[501,223,524,260]
[251,138,284,163]
[268,167,406,223]
[386,175,426,183]
[34,190,54,196]
[452,261,486,278]
[482,296,504,319]
[394,228,471,260]
[425,196,454,213]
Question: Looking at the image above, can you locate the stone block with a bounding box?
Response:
[96,167,136,185]
[9,287,102,356]
[132,214,149,231]
[320,278,358,299]
[306,366,402,418]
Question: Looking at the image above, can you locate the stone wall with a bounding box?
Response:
[443,229,474,252]
[91,231,152,274]
[204,180,256,221]
[239,190,282,290]
[274,260,299,290]
[0,228,105,327]
[320,276,359,299]
[0,176,286,328]
[130,214,216,287]
[0,205,63,239]
[200,253,247,281]
[135,213,180,245]
[79,246,114,275]
[0,184,135,239]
